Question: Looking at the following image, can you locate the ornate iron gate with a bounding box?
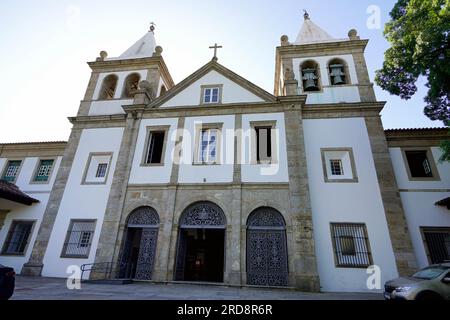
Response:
[120,206,159,280]
[246,207,288,286]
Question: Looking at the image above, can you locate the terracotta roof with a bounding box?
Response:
[0,180,39,206]
[385,127,448,132]
[0,141,67,145]
[435,197,450,210]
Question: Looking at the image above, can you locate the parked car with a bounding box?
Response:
[0,264,15,300]
[384,263,450,300]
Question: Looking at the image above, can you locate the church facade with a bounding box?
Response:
[0,15,449,293]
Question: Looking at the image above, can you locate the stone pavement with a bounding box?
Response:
[11,276,383,300]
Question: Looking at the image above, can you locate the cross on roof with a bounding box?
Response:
[209,43,223,60]
[150,22,156,32]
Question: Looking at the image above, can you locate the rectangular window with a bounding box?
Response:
[405,150,433,178]
[145,131,166,164]
[34,159,54,182]
[255,126,272,163]
[330,159,344,176]
[421,227,450,264]
[1,221,34,255]
[61,220,96,258]
[2,160,22,182]
[95,163,108,178]
[201,86,221,104]
[199,128,218,163]
[331,223,372,268]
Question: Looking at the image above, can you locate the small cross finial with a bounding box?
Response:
[303,10,310,20]
[149,22,156,32]
[209,43,223,61]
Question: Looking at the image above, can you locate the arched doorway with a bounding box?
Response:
[174,201,226,282]
[246,207,288,286]
[120,206,159,280]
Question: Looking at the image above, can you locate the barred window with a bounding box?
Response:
[421,227,450,264]
[61,220,96,258]
[1,220,34,255]
[2,160,22,182]
[95,163,108,178]
[331,223,373,268]
[34,159,54,182]
[330,159,343,175]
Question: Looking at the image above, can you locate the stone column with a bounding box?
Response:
[365,116,418,275]
[153,116,185,281]
[21,127,83,276]
[229,114,242,285]
[91,112,141,279]
[284,107,320,292]
[352,51,377,102]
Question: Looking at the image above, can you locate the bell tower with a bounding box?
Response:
[77,24,174,117]
[274,12,376,104]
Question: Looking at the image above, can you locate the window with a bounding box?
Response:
[61,220,96,258]
[82,153,113,184]
[1,220,34,255]
[201,85,222,104]
[403,148,440,180]
[1,160,22,182]
[328,58,348,85]
[329,159,343,176]
[95,163,108,178]
[421,227,450,264]
[199,128,218,163]
[321,148,358,183]
[301,60,320,92]
[255,126,272,163]
[98,74,118,100]
[330,223,373,268]
[122,73,140,98]
[144,130,166,165]
[33,159,54,182]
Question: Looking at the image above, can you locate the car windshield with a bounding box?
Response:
[412,266,448,280]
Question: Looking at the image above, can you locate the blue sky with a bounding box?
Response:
[0,0,443,143]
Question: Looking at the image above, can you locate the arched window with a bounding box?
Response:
[159,85,167,96]
[122,73,141,98]
[300,60,320,92]
[328,58,348,85]
[98,74,118,100]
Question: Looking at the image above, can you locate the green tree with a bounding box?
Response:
[375,0,449,161]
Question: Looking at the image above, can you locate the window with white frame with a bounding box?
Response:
[402,148,440,181]
[61,220,96,258]
[321,148,358,183]
[201,86,221,104]
[330,223,373,268]
[199,128,218,163]
[82,153,112,184]
[33,159,54,182]
[1,160,22,182]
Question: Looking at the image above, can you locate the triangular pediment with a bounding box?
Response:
[148,60,276,108]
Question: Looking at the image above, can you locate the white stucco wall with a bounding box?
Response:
[178,115,235,183]
[292,54,361,104]
[0,156,62,273]
[41,127,124,278]
[129,118,178,184]
[304,118,398,292]
[241,113,289,182]
[89,99,132,116]
[161,70,264,107]
[390,147,450,268]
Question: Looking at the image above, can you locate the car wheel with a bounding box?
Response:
[415,291,443,301]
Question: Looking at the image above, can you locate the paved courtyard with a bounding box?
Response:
[11,276,383,300]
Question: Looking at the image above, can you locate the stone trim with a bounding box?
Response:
[127,183,290,190]
[200,84,223,105]
[0,158,24,183]
[385,128,449,147]
[60,219,97,259]
[249,120,278,165]
[81,152,114,185]
[320,147,358,183]
[364,116,417,276]
[193,122,224,165]
[399,189,450,192]
[1,219,37,257]
[21,127,83,276]
[400,147,441,182]
[233,114,242,183]
[0,142,66,158]
[420,226,450,265]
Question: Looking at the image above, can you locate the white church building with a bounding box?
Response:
[0,14,449,293]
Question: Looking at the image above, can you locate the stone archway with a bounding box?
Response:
[119,206,159,280]
[246,207,288,286]
[174,201,226,282]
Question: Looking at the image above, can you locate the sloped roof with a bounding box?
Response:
[294,15,336,45]
[116,28,157,60]
[147,59,276,108]
[0,180,39,206]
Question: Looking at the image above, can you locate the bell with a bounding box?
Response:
[302,68,318,90]
[330,64,345,85]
